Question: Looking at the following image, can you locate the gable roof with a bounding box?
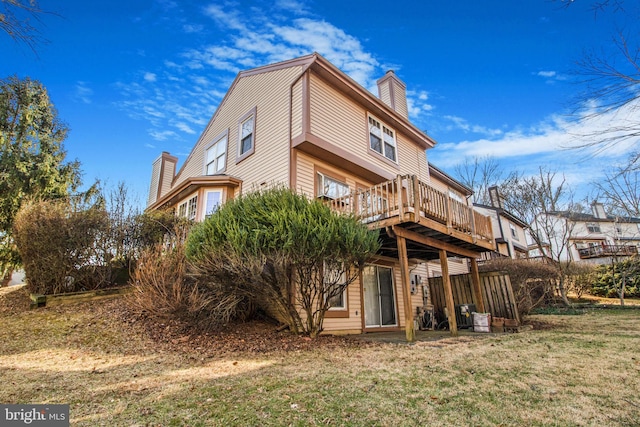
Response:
[428,163,472,196]
[170,52,436,186]
[547,211,640,224]
[474,203,529,229]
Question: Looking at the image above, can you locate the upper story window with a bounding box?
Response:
[237,107,256,162]
[509,223,519,240]
[587,222,601,233]
[205,132,227,175]
[317,172,349,200]
[368,115,397,162]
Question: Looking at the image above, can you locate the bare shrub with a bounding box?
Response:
[564,263,597,299]
[479,258,559,316]
[128,228,249,326]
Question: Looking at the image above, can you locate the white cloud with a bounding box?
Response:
[175,122,196,134]
[537,70,556,78]
[149,129,178,141]
[116,2,394,144]
[442,115,503,138]
[183,24,203,33]
[434,99,639,169]
[73,81,93,104]
[143,72,157,82]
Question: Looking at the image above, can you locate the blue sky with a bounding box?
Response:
[4,0,639,207]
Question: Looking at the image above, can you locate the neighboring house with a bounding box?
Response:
[533,201,640,265]
[146,53,495,336]
[474,186,529,261]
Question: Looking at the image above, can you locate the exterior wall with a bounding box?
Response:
[174,65,305,194]
[295,151,376,198]
[308,72,429,183]
[291,77,303,141]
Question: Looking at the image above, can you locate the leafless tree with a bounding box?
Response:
[1,0,55,52]
[593,153,640,217]
[499,167,579,305]
[453,156,509,205]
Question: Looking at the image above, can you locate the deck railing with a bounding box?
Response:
[578,245,638,259]
[325,174,493,244]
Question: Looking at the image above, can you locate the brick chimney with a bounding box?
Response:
[147,152,178,206]
[377,70,408,119]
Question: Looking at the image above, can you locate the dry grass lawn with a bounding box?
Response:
[1,284,639,426]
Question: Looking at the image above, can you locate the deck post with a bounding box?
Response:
[469,258,485,313]
[397,235,415,342]
[439,249,458,337]
[396,175,405,221]
[412,175,421,221]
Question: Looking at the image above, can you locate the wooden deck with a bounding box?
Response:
[326,175,495,261]
[578,245,638,259]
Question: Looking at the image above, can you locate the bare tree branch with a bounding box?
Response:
[0,0,57,53]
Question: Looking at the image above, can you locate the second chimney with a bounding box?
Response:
[377,70,408,119]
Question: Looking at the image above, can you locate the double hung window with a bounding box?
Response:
[205,133,227,175]
[368,115,397,162]
[237,107,256,162]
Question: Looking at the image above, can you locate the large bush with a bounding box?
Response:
[13,199,110,294]
[591,257,640,298]
[186,187,380,337]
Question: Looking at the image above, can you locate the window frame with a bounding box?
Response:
[236,107,256,163]
[324,262,349,318]
[587,222,601,233]
[204,130,228,175]
[509,223,519,240]
[367,114,397,164]
[316,171,350,200]
[202,190,223,218]
[177,194,198,220]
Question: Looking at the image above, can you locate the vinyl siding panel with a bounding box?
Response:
[160,161,175,198]
[295,152,375,198]
[291,78,303,141]
[393,89,409,119]
[174,65,304,192]
[378,83,391,108]
[309,72,428,183]
[322,279,364,333]
[147,158,161,206]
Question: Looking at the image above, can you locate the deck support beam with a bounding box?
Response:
[469,258,485,313]
[396,235,415,342]
[439,249,458,337]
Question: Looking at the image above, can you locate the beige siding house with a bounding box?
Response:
[146,53,495,339]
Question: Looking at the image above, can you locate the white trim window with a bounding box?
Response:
[587,222,601,233]
[203,190,222,218]
[368,115,397,162]
[237,107,256,161]
[317,172,349,200]
[324,263,347,310]
[509,223,519,240]
[205,132,227,175]
[177,195,198,220]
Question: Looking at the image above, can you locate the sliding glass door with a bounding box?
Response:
[363,265,397,327]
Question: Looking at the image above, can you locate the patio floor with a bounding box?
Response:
[348,328,499,344]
